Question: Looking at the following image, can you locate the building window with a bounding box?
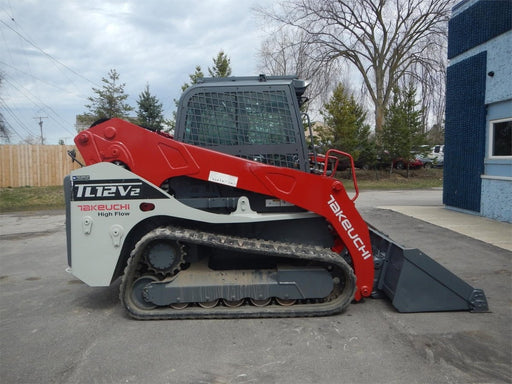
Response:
[489,119,512,157]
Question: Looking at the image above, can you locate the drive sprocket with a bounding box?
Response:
[143,239,186,278]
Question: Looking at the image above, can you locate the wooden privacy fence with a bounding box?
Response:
[0,145,84,187]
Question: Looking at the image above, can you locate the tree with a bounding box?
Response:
[319,83,370,159]
[0,113,8,143]
[168,66,205,133]
[380,84,426,176]
[427,122,444,145]
[181,65,204,93]
[170,53,231,131]
[0,72,10,143]
[258,29,338,113]
[208,51,232,78]
[136,84,165,131]
[80,69,133,129]
[257,0,452,132]
[20,135,39,145]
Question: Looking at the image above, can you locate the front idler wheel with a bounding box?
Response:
[130,275,158,310]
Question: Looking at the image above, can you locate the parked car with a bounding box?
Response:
[430,145,444,166]
[415,155,436,168]
[392,157,424,170]
[432,158,444,168]
[414,145,444,168]
[432,145,444,167]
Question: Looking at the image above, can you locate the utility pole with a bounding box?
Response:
[33,116,48,144]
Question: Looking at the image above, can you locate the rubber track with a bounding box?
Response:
[120,226,356,320]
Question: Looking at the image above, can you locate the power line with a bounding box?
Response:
[0,60,89,99]
[2,75,76,136]
[1,18,96,140]
[2,13,92,116]
[0,99,35,140]
[0,19,99,88]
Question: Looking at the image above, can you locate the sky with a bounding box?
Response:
[0,0,275,144]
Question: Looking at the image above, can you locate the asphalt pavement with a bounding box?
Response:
[1,189,511,384]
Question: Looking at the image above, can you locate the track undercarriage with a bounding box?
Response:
[120,226,356,320]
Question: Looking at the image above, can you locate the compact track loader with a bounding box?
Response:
[65,75,488,319]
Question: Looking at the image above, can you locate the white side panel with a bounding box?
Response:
[68,163,317,286]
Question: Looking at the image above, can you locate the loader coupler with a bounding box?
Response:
[369,227,488,313]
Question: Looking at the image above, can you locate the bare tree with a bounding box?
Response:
[257,0,452,132]
[257,28,339,113]
[0,109,9,143]
[400,34,447,135]
[0,72,11,143]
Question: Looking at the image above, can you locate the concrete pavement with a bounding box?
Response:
[382,205,512,251]
[355,188,511,251]
[1,189,511,384]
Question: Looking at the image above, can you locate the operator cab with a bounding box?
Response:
[174,75,310,172]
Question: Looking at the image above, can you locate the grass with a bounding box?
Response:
[343,168,444,190]
[0,168,443,213]
[0,186,65,213]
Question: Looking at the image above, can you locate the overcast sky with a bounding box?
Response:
[1,0,275,144]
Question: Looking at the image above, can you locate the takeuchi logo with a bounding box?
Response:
[77,204,130,211]
[327,194,371,260]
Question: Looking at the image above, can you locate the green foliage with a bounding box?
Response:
[319,83,373,161]
[181,65,204,93]
[84,69,133,123]
[136,84,165,131]
[168,66,205,132]
[171,51,231,131]
[208,51,232,78]
[75,114,96,131]
[380,84,426,168]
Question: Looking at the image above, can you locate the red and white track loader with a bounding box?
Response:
[64,76,487,319]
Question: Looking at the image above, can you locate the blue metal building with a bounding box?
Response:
[445,0,512,222]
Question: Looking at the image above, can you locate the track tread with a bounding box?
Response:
[120,226,356,320]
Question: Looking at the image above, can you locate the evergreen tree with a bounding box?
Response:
[208,51,232,78]
[170,52,231,131]
[136,84,165,131]
[169,66,205,132]
[82,69,133,126]
[380,84,426,175]
[319,83,371,161]
[181,65,204,93]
